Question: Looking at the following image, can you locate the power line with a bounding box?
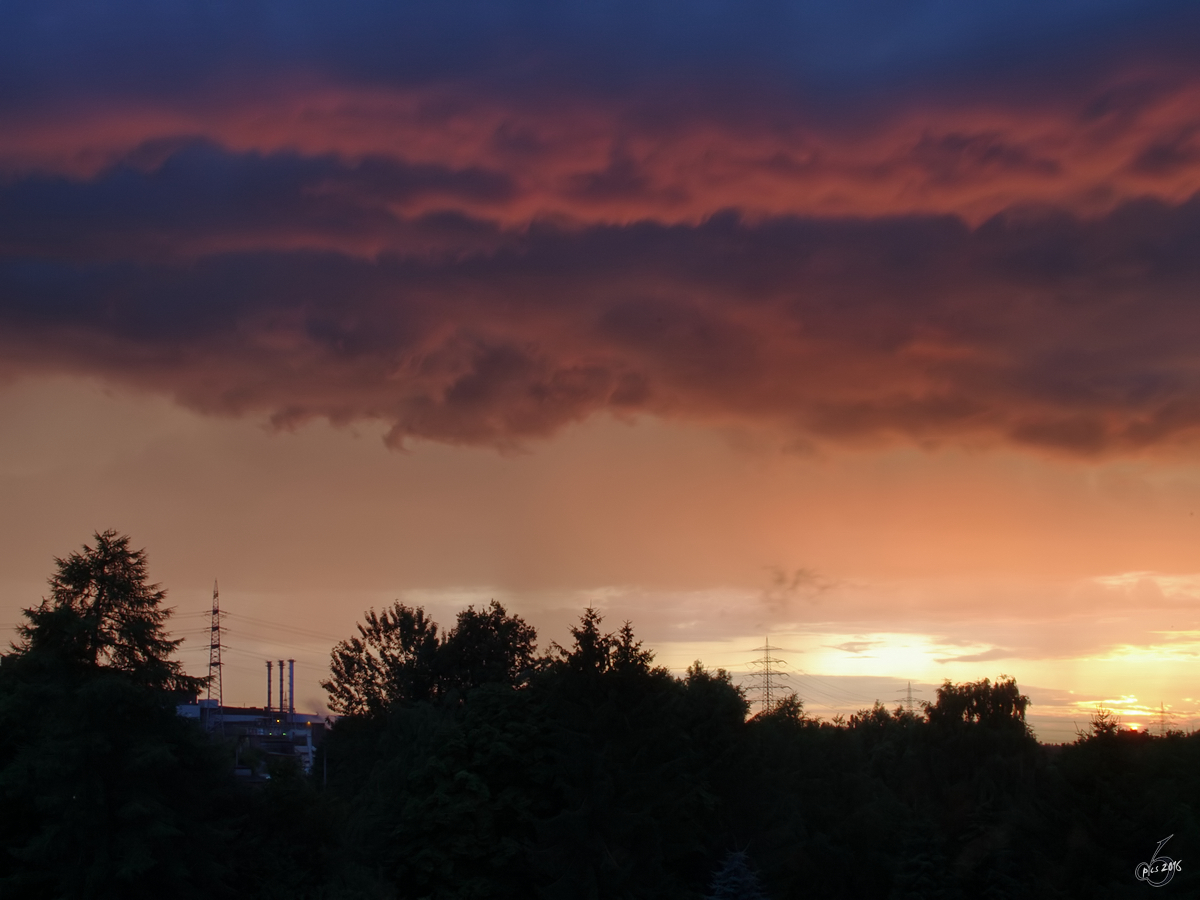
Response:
[790,676,854,709]
[791,669,865,703]
[220,643,325,669]
[220,633,330,656]
[223,611,341,642]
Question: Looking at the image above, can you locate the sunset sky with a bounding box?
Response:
[4,1,1200,740]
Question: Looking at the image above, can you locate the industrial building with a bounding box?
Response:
[177,657,329,778]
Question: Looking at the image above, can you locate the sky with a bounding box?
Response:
[4,1,1200,740]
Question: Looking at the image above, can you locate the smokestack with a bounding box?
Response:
[266,660,273,711]
[278,660,284,721]
[288,659,295,717]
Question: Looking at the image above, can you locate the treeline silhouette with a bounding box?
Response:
[1,533,1199,898]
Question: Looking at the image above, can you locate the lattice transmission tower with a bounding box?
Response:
[207,581,224,729]
[749,638,790,714]
[1157,702,1176,736]
[895,681,924,715]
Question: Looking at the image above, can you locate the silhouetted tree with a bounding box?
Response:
[0,531,231,899]
[314,613,1200,898]
[13,529,204,694]
[552,607,655,678]
[322,610,748,898]
[706,850,768,900]
[1084,704,1121,739]
[611,621,655,673]
[926,676,1030,732]
[759,692,806,724]
[557,606,612,674]
[323,600,542,717]
[323,602,441,715]
[439,600,538,694]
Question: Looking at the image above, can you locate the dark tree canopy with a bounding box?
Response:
[2,555,1187,900]
[440,600,538,694]
[323,599,539,715]
[319,610,746,899]
[554,607,655,677]
[5,541,1194,900]
[322,602,441,716]
[12,529,202,694]
[926,675,1031,731]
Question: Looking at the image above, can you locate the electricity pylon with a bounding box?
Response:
[895,681,924,715]
[207,581,224,731]
[749,638,790,714]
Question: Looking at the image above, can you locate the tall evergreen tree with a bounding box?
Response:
[14,529,203,694]
[0,531,230,899]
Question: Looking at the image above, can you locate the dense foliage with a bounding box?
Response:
[312,607,1200,898]
[3,533,1199,898]
[322,600,539,716]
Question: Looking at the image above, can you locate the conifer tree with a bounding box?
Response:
[0,531,229,898]
[13,529,203,693]
[706,850,769,900]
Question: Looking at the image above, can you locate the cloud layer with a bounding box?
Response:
[5,2,1200,456]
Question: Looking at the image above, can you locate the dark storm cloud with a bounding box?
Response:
[0,141,516,260]
[4,2,1200,457]
[4,163,1200,456]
